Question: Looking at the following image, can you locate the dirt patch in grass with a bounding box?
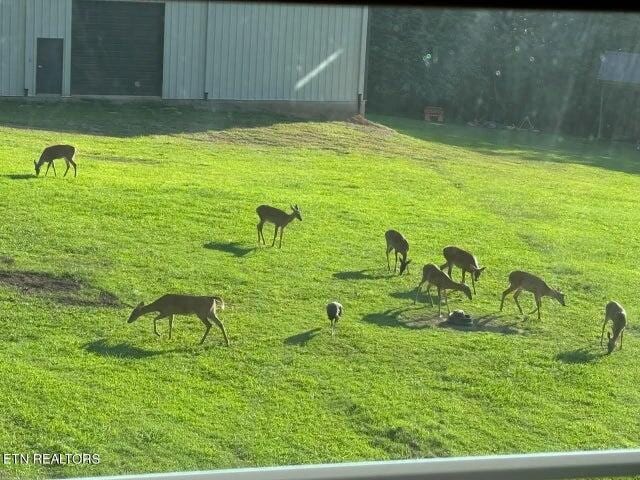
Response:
[0,270,122,308]
[0,255,15,265]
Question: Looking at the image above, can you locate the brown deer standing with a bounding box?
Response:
[127,294,229,346]
[256,204,302,248]
[34,144,77,177]
[414,263,472,315]
[440,246,485,294]
[385,229,411,275]
[500,271,565,320]
[601,301,627,354]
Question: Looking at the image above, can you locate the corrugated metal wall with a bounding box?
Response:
[0,0,26,96]
[24,0,72,95]
[164,2,367,101]
[1,0,367,102]
[162,0,206,99]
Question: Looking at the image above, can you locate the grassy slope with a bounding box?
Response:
[0,102,638,479]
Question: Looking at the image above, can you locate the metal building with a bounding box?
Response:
[0,0,369,117]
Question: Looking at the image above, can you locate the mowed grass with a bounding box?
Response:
[0,101,639,479]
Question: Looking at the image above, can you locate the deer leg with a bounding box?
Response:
[437,287,442,316]
[198,314,212,345]
[500,285,515,311]
[51,161,57,177]
[471,274,477,295]
[69,157,77,177]
[257,222,264,244]
[63,160,70,177]
[279,227,284,249]
[153,313,168,336]
[45,162,51,176]
[513,289,524,314]
[414,281,424,305]
[461,270,467,284]
[600,317,608,346]
[426,283,434,306]
[209,312,230,346]
[271,225,278,247]
[394,251,398,273]
[386,247,392,271]
[528,295,541,318]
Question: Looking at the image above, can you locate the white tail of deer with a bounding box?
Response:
[601,301,627,354]
[440,246,485,294]
[500,271,565,320]
[414,263,472,316]
[256,204,302,248]
[35,144,77,177]
[127,294,229,346]
[385,229,411,275]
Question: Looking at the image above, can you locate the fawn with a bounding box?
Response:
[414,263,472,315]
[385,229,411,275]
[500,271,565,320]
[601,301,627,354]
[127,294,229,346]
[256,204,302,248]
[326,301,344,336]
[35,144,77,177]
[440,246,485,294]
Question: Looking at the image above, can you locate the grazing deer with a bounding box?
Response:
[601,301,627,354]
[326,301,344,336]
[500,271,565,320]
[35,144,77,177]
[127,294,229,346]
[440,246,485,294]
[385,229,411,275]
[256,204,302,248]
[414,263,472,315]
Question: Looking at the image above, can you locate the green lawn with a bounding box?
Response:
[0,101,638,479]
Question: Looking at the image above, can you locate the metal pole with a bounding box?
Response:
[68,449,640,480]
[597,83,604,139]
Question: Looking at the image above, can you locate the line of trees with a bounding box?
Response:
[366,8,640,139]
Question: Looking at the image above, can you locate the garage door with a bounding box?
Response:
[71,0,164,96]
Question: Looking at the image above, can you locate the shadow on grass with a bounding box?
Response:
[204,241,256,258]
[0,99,304,138]
[2,174,36,180]
[370,114,640,176]
[363,309,525,334]
[333,269,392,281]
[284,328,322,346]
[84,339,169,359]
[391,288,437,304]
[555,347,604,364]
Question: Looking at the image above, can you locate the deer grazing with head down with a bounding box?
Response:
[256,204,302,248]
[414,263,472,316]
[499,271,565,320]
[34,144,77,177]
[385,229,411,275]
[440,246,485,294]
[127,294,229,346]
[601,301,627,354]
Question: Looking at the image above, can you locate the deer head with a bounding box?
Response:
[127,302,145,323]
[291,204,302,221]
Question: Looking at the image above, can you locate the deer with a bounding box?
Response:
[414,263,473,316]
[499,271,565,320]
[601,301,627,354]
[34,144,77,177]
[385,229,411,275]
[326,301,344,336]
[439,246,485,294]
[256,204,302,248]
[127,294,229,346]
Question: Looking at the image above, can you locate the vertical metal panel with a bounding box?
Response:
[0,0,26,96]
[24,0,71,95]
[202,2,366,102]
[162,0,206,99]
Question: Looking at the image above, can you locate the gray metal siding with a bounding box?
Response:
[162,2,367,101]
[0,0,26,95]
[24,0,72,95]
[162,0,206,99]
